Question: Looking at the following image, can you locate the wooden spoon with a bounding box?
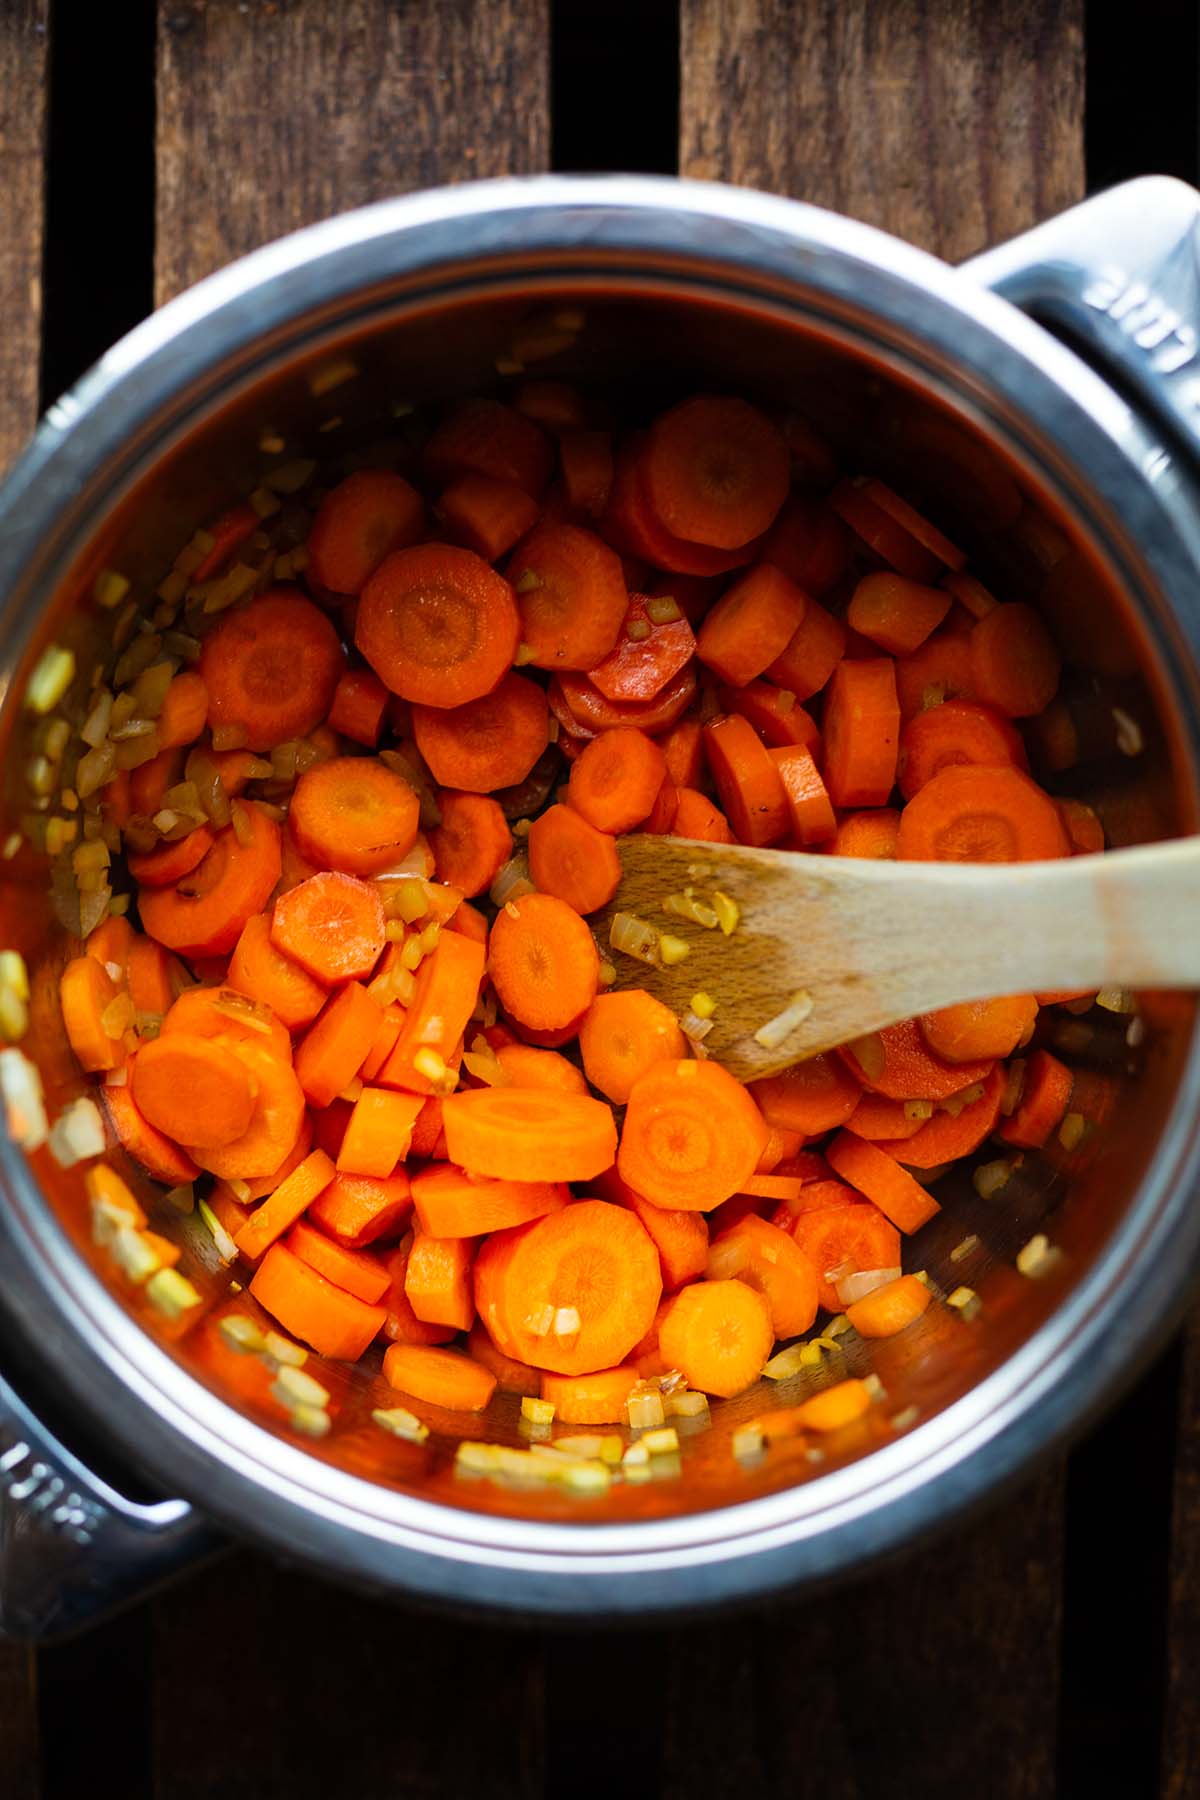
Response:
[600,835,1200,1081]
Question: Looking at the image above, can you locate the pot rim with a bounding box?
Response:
[3,174,1200,1614]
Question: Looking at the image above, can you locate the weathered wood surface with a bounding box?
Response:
[679,0,1085,261]
[0,3,49,1786]
[155,0,551,303]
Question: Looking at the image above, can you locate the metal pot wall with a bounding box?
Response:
[1,174,1200,1635]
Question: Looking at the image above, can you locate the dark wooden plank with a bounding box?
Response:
[677,5,1084,1794]
[1164,1314,1200,1799]
[155,0,551,304]
[0,8,49,1788]
[679,0,1084,261]
[151,1554,544,1800]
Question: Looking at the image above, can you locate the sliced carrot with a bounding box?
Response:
[705,1214,818,1338]
[326,667,389,747]
[761,494,851,595]
[588,592,696,703]
[285,1217,390,1304]
[380,1234,457,1346]
[846,1091,927,1142]
[825,1132,941,1233]
[628,1298,672,1378]
[130,747,184,820]
[411,1164,566,1238]
[593,1166,710,1292]
[793,1378,873,1432]
[822,658,900,808]
[241,1114,314,1201]
[601,437,759,576]
[289,756,419,880]
[488,892,598,1033]
[550,663,697,738]
[156,671,210,751]
[412,670,548,792]
[127,825,216,890]
[383,1341,496,1413]
[566,726,668,834]
[337,1088,424,1177]
[539,1366,639,1424]
[305,469,425,594]
[227,912,326,1032]
[1060,798,1105,856]
[671,787,735,843]
[874,1064,1004,1167]
[770,745,836,844]
[999,1048,1074,1148]
[644,396,789,549]
[645,570,723,624]
[207,1183,252,1247]
[472,1199,661,1375]
[493,1043,588,1096]
[895,764,1070,862]
[749,1053,861,1135]
[61,955,126,1074]
[559,428,614,518]
[658,1279,773,1398]
[251,1241,387,1360]
[969,602,1061,717]
[139,805,282,959]
[199,589,343,751]
[438,472,539,562]
[379,930,486,1090]
[722,681,820,753]
[766,594,849,698]
[131,1031,255,1148]
[234,1148,336,1262]
[942,569,998,619]
[292,981,383,1107]
[404,1229,476,1330]
[753,1127,805,1173]
[829,477,943,581]
[847,572,951,655]
[467,1319,541,1396]
[920,995,1038,1063]
[429,791,512,898]
[578,988,686,1105]
[308,1170,413,1247]
[160,983,290,1058]
[767,1176,859,1227]
[894,625,976,723]
[189,1037,306,1180]
[423,397,553,498]
[830,808,900,858]
[897,697,1027,800]
[696,564,806,687]
[644,773,679,834]
[845,1273,931,1338]
[442,1087,616,1183]
[840,1019,993,1101]
[192,501,258,584]
[787,1201,902,1312]
[356,542,519,707]
[618,1058,768,1212]
[660,718,703,788]
[527,803,621,915]
[102,1079,200,1185]
[506,522,628,670]
[270,870,386,984]
[450,899,489,947]
[87,914,136,977]
[703,712,788,846]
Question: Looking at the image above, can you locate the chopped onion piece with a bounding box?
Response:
[711,890,740,936]
[753,989,814,1050]
[1096,988,1135,1014]
[25,645,75,714]
[490,854,535,909]
[665,1389,710,1419]
[272,1365,330,1409]
[198,1198,239,1265]
[626,1384,666,1431]
[609,911,659,965]
[835,1266,902,1307]
[732,1424,766,1461]
[1016,1233,1061,1278]
[521,1396,556,1426]
[950,1234,980,1264]
[680,1010,714,1043]
[658,933,690,966]
[289,1404,331,1438]
[220,1314,266,1354]
[263,1330,307,1368]
[48,1096,105,1168]
[947,1285,981,1319]
[663,890,719,929]
[373,1406,429,1443]
[146,1267,201,1319]
[973,1158,1013,1200]
[645,595,681,624]
[1112,706,1144,756]
[1058,1111,1086,1151]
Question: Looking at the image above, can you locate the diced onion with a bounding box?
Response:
[973,1158,1013,1200]
[48,1096,105,1168]
[373,1406,429,1443]
[198,1198,239,1265]
[835,1266,901,1307]
[490,854,535,909]
[609,911,659,965]
[753,989,814,1050]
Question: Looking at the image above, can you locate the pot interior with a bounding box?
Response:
[2,250,1198,1534]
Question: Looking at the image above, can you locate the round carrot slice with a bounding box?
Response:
[787,1202,901,1312]
[138,804,282,959]
[507,522,628,669]
[488,892,599,1032]
[897,698,1027,801]
[618,1059,769,1212]
[355,543,520,706]
[658,1279,773,1398]
[131,1030,256,1148]
[896,764,1070,862]
[289,756,419,878]
[706,1213,819,1338]
[126,825,216,889]
[199,589,344,751]
[188,1036,305,1180]
[227,913,327,1031]
[472,1199,662,1375]
[540,1366,639,1424]
[644,397,790,549]
[749,1052,861,1135]
[102,1077,200,1186]
[306,469,425,596]
[382,1342,497,1412]
[840,1019,993,1101]
[161,983,291,1058]
[412,670,549,793]
[270,870,387,984]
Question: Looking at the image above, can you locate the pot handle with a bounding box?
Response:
[963,175,1200,457]
[0,1359,218,1640]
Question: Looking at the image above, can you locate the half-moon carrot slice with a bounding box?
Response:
[472,1199,662,1375]
[288,756,419,878]
[139,804,282,959]
[199,589,344,751]
[443,1087,617,1184]
[131,1031,255,1148]
[822,659,900,808]
[540,1365,639,1424]
[285,1217,390,1304]
[355,543,520,707]
[618,1059,769,1212]
[825,1132,941,1234]
[411,1164,567,1238]
[127,825,216,889]
[873,1064,1004,1167]
[703,712,789,846]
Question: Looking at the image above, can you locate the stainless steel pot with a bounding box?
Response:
[3,173,1200,1636]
